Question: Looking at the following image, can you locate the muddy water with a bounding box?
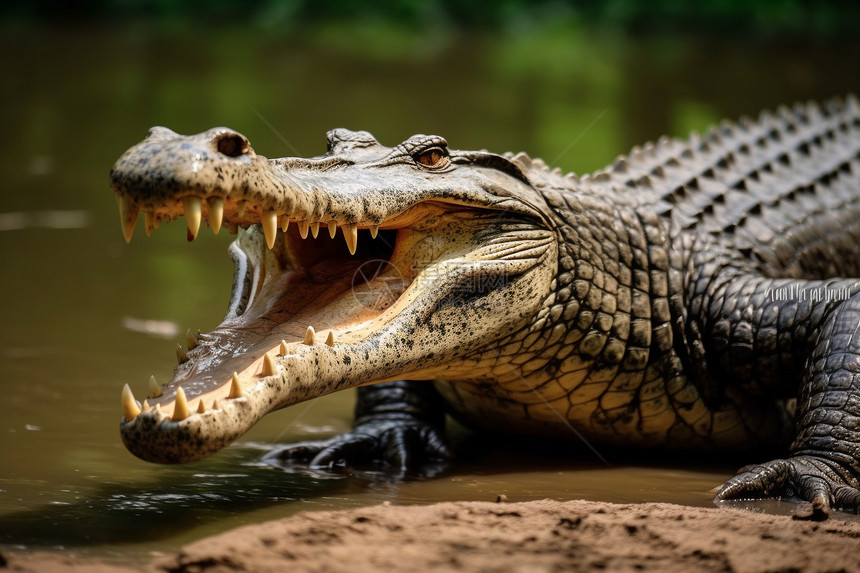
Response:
[1,22,858,560]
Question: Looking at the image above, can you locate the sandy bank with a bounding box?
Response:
[4,499,860,572]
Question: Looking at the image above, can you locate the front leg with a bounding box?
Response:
[715,290,860,513]
[264,380,451,474]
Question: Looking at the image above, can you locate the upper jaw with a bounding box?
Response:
[110,126,548,248]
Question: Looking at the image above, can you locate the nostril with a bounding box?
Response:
[216,133,248,158]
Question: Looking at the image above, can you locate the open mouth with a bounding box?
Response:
[111,127,557,463]
[117,192,552,442]
[121,196,472,407]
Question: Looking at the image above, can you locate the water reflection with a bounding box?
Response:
[0,435,739,552]
[0,211,91,231]
[121,317,181,339]
[0,448,356,549]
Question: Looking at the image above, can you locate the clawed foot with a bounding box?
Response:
[714,455,860,516]
[262,418,451,478]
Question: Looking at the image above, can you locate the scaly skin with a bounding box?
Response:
[110,97,860,513]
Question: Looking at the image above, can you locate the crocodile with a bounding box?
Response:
[110,97,860,513]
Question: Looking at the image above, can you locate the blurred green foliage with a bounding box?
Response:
[5,0,859,37]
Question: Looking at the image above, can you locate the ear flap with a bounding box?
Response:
[452,151,532,185]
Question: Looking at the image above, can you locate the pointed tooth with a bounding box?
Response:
[328,222,338,238]
[212,399,222,410]
[303,326,316,345]
[228,372,244,399]
[176,344,188,364]
[122,384,141,421]
[344,223,358,255]
[370,225,379,239]
[148,375,162,399]
[281,217,290,232]
[197,399,206,414]
[182,196,202,241]
[298,221,309,239]
[279,340,288,356]
[325,331,335,347]
[262,211,278,249]
[144,210,157,237]
[186,328,199,350]
[173,387,191,421]
[117,195,138,243]
[310,221,320,238]
[262,353,277,376]
[207,197,224,234]
[142,399,151,412]
[155,403,163,414]
[237,201,247,218]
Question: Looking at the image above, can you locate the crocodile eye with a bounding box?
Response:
[415,147,449,168]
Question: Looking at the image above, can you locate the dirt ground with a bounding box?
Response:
[4,498,860,573]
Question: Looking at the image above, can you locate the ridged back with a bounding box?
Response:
[597,97,860,278]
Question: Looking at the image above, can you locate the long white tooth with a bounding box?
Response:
[237,201,247,218]
[173,387,191,421]
[325,331,335,347]
[176,344,188,364]
[303,326,316,345]
[344,223,358,255]
[207,197,224,234]
[186,328,199,350]
[182,196,202,241]
[197,399,206,414]
[228,372,244,399]
[328,222,337,238]
[281,217,290,232]
[122,384,141,421]
[279,340,288,356]
[117,195,138,243]
[148,375,162,399]
[298,221,309,239]
[262,211,278,249]
[144,210,157,237]
[370,225,379,239]
[310,222,320,238]
[262,353,277,376]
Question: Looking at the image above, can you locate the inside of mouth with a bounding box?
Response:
[142,213,444,417]
[286,226,400,285]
